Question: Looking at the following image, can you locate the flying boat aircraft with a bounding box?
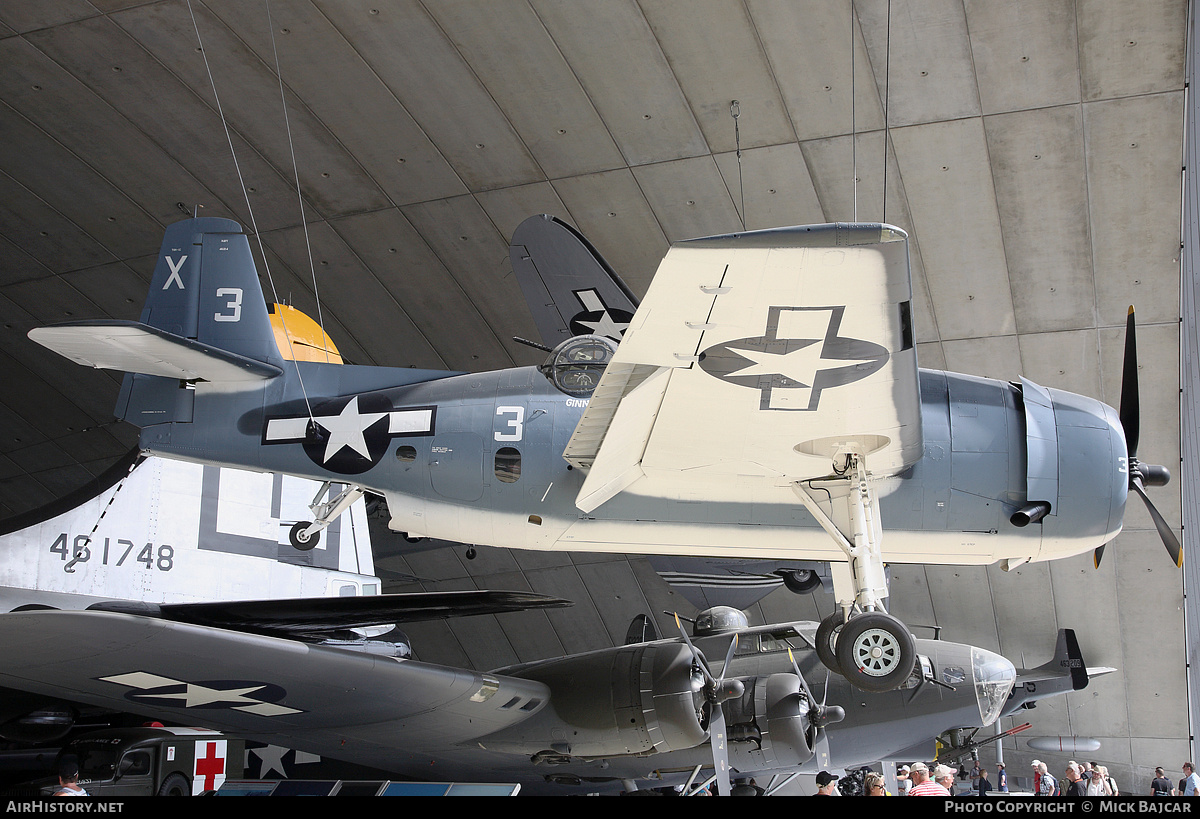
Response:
[28,216,1177,693]
[0,598,1093,795]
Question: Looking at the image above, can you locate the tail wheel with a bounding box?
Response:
[289,521,320,551]
[815,612,844,675]
[834,612,916,692]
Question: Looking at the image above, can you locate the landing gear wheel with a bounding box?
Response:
[157,773,190,796]
[834,612,916,692]
[779,568,821,594]
[815,612,845,675]
[465,546,477,560]
[289,521,320,551]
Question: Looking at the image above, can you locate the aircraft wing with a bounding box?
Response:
[88,590,572,641]
[564,223,922,512]
[509,214,638,347]
[0,610,550,763]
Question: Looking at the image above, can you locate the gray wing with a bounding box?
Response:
[0,610,548,766]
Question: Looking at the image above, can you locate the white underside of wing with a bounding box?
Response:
[30,322,279,382]
[567,224,923,513]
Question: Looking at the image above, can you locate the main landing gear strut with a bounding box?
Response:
[794,452,916,693]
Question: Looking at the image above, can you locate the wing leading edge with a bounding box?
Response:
[566,223,923,513]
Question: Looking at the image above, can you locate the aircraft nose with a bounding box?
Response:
[971,647,1016,726]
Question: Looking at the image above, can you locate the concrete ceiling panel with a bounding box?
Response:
[572,558,656,648]
[631,154,742,241]
[530,0,708,166]
[330,208,513,372]
[987,106,1096,334]
[1016,328,1102,399]
[401,195,538,364]
[0,235,49,289]
[424,0,626,180]
[550,168,668,295]
[0,0,96,33]
[474,182,570,249]
[940,335,1022,382]
[0,171,112,276]
[0,36,215,231]
[1077,0,1187,102]
[1084,93,1185,327]
[854,0,981,128]
[258,221,447,370]
[638,0,795,152]
[963,0,1082,114]
[112,3,390,219]
[712,143,824,231]
[922,565,1001,652]
[0,105,161,260]
[314,0,541,192]
[204,0,468,207]
[985,562,1058,663]
[890,117,1016,339]
[749,0,885,141]
[36,12,307,233]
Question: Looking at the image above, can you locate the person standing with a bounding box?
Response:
[996,763,1008,793]
[1063,763,1088,796]
[53,758,88,797]
[1151,767,1176,796]
[977,767,992,797]
[814,771,839,796]
[896,765,911,795]
[1182,762,1200,796]
[908,762,950,796]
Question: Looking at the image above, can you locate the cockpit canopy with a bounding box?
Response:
[539,334,618,397]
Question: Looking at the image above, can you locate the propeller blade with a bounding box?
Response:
[1120,306,1140,458]
[1093,544,1105,570]
[1131,478,1184,568]
[708,702,733,796]
[673,612,715,686]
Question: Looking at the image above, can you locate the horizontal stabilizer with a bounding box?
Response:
[29,320,282,382]
[88,590,572,641]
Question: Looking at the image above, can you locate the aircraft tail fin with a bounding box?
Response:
[29,218,286,426]
[1001,628,1105,718]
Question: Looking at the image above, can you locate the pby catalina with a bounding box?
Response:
[29,216,1177,693]
[0,599,1091,795]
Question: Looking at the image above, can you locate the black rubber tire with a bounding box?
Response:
[779,568,822,594]
[834,612,916,693]
[289,520,320,551]
[157,773,190,796]
[815,612,844,674]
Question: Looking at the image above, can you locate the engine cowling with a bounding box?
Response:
[477,642,707,758]
[724,673,815,769]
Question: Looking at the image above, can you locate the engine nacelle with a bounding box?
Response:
[0,705,75,743]
[476,642,707,758]
[724,673,815,769]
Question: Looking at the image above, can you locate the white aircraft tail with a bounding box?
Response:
[0,451,379,613]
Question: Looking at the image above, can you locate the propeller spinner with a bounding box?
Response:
[1096,306,1182,569]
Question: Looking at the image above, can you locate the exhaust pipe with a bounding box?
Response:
[1010,502,1051,527]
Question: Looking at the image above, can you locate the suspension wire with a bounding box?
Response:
[882,0,892,223]
[730,100,746,231]
[185,0,316,424]
[851,0,858,222]
[265,0,332,363]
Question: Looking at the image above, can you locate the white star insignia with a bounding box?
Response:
[317,396,386,463]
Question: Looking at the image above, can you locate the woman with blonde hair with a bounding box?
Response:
[864,771,890,795]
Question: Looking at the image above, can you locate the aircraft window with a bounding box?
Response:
[539,335,618,397]
[758,632,802,653]
[362,583,380,596]
[395,445,416,462]
[336,583,357,597]
[495,447,521,483]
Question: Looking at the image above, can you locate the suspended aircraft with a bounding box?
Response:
[28,216,1178,694]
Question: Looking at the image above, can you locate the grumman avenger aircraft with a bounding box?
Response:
[28,216,1178,694]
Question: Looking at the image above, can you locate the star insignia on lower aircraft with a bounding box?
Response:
[263,396,436,475]
[100,671,302,716]
[698,306,889,411]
